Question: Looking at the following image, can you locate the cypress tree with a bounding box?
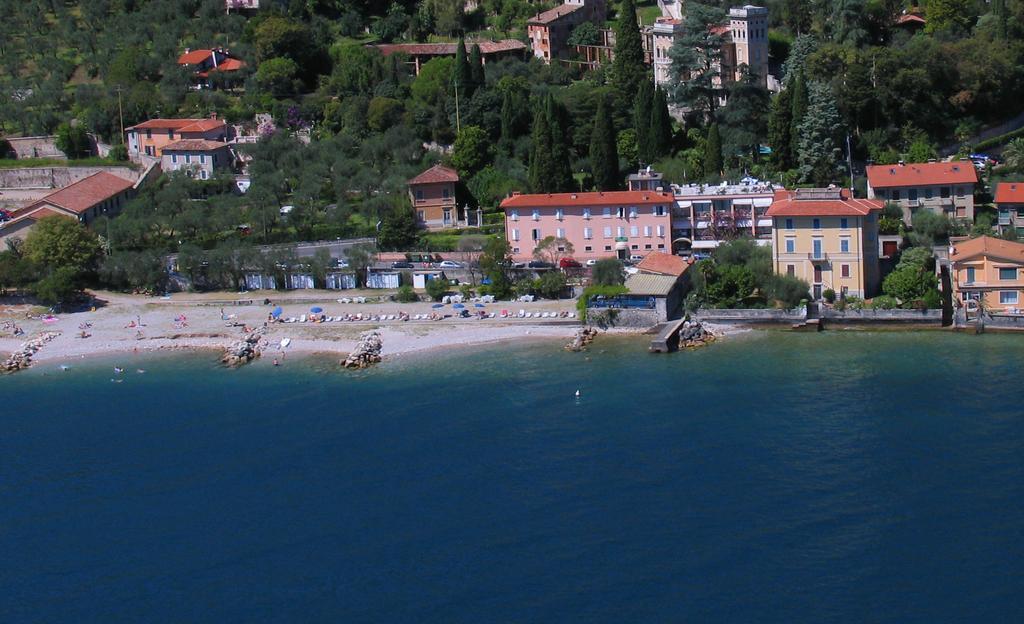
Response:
[452,35,474,99]
[634,79,654,165]
[500,90,515,152]
[611,0,648,100]
[789,74,808,168]
[545,95,575,192]
[590,97,620,191]
[650,86,673,159]
[529,107,554,193]
[469,43,485,89]
[767,87,793,171]
[705,123,723,181]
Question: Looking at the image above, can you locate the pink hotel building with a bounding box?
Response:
[501,190,674,261]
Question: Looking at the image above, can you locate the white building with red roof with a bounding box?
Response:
[865,161,977,223]
[767,187,884,299]
[994,182,1024,237]
[125,116,229,160]
[177,48,246,88]
[160,139,233,180]
[501,189,673,262]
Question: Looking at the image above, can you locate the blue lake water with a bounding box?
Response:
[2,331,1023,622]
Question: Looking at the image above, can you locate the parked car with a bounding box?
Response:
[391,261,414,269]
[629,254,645,263]
[438,260,463,269]
[558,257,582,269]
[528,260,554,269]
[509,261,526,269]
[585,259,600,266]
[335,259,350,268]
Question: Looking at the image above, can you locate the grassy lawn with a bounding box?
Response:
[0,157,137,169]
[636,0,663,25]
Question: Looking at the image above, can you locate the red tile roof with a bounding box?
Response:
[162,139,229,152]
[866,162,977,188]
[951,236,1024,263]
[27,172,134,215]
[178,49,214,65]
[766,188,883,217]
[994,182,1024,204]
[636,252,689,277]
[528,3,583,25]
[501,190,673,208]
[1,206,70,230]
[215,58,245,71]
[895,13,926,25]
[408,164,459,185]
[126,118,226,133]
[374,40,526,57]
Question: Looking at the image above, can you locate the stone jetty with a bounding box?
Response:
[221,327,267,366]
[565,327,598,351]
[343,330,383,368]
[2,331,61,372]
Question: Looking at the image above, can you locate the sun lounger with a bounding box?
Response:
[518,310,526,317]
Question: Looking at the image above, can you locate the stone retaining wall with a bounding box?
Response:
[823,309,943,324]
[695,308,806,323]
[0,166,139,190]
[586,307,661,328]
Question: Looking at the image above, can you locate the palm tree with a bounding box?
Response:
[1003,137,1024,172]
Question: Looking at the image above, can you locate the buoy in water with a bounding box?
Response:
[575,389,581,398]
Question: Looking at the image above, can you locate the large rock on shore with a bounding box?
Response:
[678,320,715,349]
[565,327,598,352]
[2,331,61,373]
[221,327,267,367]
[343,331,383,368]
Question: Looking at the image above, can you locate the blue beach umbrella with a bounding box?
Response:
[310,306,323,314]
[453,303,465,309]
[271,306,283,318]
[432,303,444,308]
[474,303,485,308]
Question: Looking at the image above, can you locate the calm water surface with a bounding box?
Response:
[2,331,1023,622]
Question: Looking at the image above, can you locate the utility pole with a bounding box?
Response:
[115,86,125,144]
[846,134,855,195]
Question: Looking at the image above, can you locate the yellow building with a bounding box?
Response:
[767,188,884,300]
[949,236,1024,313]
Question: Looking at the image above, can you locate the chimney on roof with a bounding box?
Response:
[184,47,190,54]
[898,160,905,166]
[570,193,577,199]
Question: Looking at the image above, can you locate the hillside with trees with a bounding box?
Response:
[1,0,1022,297]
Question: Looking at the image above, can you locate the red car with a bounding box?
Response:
[559,258,582,269]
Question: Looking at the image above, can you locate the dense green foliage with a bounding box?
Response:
[591,258,626,286]
[882,247,940,308]
[690,239,809,309]
[2,0,1021,300]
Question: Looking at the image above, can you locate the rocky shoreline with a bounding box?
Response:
[678,320,715,349]
[2,331,62,372]
[221,327,268,366]
[565,327,598,351]
[343,330,383,368]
